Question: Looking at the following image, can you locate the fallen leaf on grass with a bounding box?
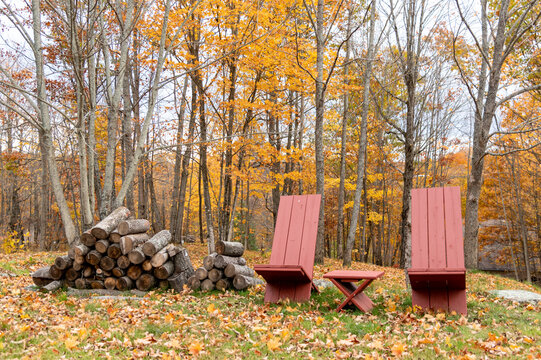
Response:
[188,340,203,355]
[267,337,281,351]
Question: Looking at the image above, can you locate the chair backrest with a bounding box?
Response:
[411,187,464,270]
[269,194,321,279]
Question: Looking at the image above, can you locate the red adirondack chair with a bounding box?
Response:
[254,194,321,303]
[407,186,467,314]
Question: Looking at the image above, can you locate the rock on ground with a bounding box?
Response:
[489,290,541,304]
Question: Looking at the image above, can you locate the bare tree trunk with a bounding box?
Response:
[461,0,540,269]
[312,0,326,264]
[197,82,216,254]
[344,0,376,266]
[169,75,189,235]
[336,8,353,261]
[99,0,135,218]
[32,0,77,243]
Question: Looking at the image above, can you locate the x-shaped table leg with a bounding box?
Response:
[329,278,377,312]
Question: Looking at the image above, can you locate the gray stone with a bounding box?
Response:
[313,279,334,289]
[66,287,147,298]
[490,290,541,304]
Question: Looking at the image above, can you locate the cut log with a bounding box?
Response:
[187,275,201,290]
[49,264,64,280]
[99,256,116,271]
[216,241,244,257]
[107,243,122,259]
[89,279,105,289]
[82,266,94,278]
[154,261,174,280]
[65,268,80,281]
[32,266,54,286]
[128,247,146,265]
[117,255,131,269]
[208,268,224,282]
[75,278,89,289]
[86,250,102,266]
[118,219,150,235]
[214,255,247,269]
[195,267,208,280]
[142,230,171,256]
[201,279,215,292]
[72,261,83,272]
[142,260,153,272]
[120,233,150,255]
[74,254,85,265]
[168,273,189,293]
[136,273,156,291]
[95,268,111,278]
[127,265,142,280]
[224,264,255,278]
[55,255,73,270]
[216,278,231,292]
[159,280,169,289]
[116,276,133,291]
[42,280,63,292]
[233,274,263,290]
[150,246,169,267]
[90,207,131,239]
[203,253,217,271]
[81,230,96,247]
[166,245,182,257]
[109,228,121,243]
[173,247,194,276]
[104,277,117,290]
[73,244,90,257]
[95,239,110,254]
[112,267,125,278]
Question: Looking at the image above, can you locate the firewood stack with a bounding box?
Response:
[31,207,195,293]
[189,241,263,292]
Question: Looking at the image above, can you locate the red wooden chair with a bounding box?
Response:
[254,194,321,303]
[407,186,467,314]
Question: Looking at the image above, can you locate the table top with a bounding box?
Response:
[323,270,384,280]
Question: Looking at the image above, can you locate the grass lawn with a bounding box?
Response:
[0,242,539,359]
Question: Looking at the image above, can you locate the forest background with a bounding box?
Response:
[0,0,539,282]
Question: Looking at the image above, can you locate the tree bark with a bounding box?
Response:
[90,207,131,239]
[224,264,254,278]
[214,255,246,269]
[344,0,377,266]
[216,241,244,257]
[142,230,172,256]
[118,219,150,235]
[120,233,150,255]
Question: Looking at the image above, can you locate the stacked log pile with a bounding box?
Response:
[189,241,263,291]
[31,207,194,292]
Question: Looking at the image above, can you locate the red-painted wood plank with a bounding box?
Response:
[323,270,384,280]
[412,289,430,310]
[444,187,464,268]
[283,196,307,265]
[429,288,450,312]
[269,196,294,265]
[448,289,467,314]
[298,194,321,279]
[428,188,446,269]
[408,186,467,314]
[411,189,429,269]
[255,194,321,303]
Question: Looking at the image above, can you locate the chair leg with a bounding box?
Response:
[448,288,467,315]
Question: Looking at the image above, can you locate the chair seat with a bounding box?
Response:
[254,265,311,284]
[408,268,466,290]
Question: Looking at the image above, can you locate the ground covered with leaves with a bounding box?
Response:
[0,243,540,359]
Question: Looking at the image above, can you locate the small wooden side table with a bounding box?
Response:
[323,270,384,312]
